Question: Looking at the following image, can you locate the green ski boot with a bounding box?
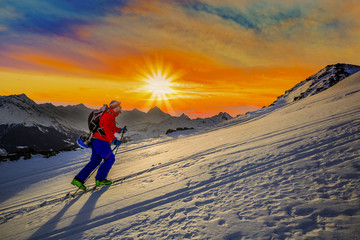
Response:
[71,178,87,191]
[96,179,112,186]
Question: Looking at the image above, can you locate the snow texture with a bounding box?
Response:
[0,71,360,239]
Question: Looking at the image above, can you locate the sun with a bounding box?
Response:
[137,59,184,101]
[144,67,177,101]
[135,58,184,114]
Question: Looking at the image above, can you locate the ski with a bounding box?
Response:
[64,185,98,199]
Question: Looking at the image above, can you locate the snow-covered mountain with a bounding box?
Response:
[271,63,360,106]
[0,95,232,156]
[0,67,359,239]
[230,63,360,124]
[0,94,91,155]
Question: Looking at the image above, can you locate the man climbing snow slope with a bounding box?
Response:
[71,100,126,191]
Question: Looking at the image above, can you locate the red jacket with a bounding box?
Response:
[93,108,121,143]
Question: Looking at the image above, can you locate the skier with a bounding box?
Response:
[71,100,126,191]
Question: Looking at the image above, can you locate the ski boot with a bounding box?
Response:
[71,177,87,191]
[96,179,113,186]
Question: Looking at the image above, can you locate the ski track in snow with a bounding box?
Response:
[1,73,360,239]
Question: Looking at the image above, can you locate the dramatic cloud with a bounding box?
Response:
[0,0,359,117]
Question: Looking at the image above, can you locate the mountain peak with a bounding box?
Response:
[325,63,359,71]
[147,106,171,117]
[13,93,31,100]
[147,106,162,114]
[308,63,360,82]
[145,106,172,123]
[16,93,29,98]
[219,112,233,120]
[270,63,360,107]
[179,113,190,120]
[0,93,38,111]
[132,108,143,113]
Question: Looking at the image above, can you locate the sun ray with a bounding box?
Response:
[135,57,184,114]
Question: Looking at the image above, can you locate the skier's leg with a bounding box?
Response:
[94,141,116,181]
[96,153,115,181]
[75,142,102,183]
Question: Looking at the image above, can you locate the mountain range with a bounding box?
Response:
[0,63,359,158]
[0,95,232,157]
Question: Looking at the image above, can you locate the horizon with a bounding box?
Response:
[34,95,239,119]
[1,92,240,119]
[1,1,359,118]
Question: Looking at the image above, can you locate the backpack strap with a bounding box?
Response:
[106,108,116,117]
[97,108,115,136]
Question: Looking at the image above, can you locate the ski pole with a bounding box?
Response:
[113,126,126,158]
[120,126,127,142]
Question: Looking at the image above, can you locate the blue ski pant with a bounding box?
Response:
[76,139,115,182]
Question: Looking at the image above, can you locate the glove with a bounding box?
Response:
[111,138,122,147]
[119,126,127,134]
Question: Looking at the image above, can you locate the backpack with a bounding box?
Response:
[77,104,108,148]
[88,105,108,135]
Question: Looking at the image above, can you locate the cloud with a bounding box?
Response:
[182,1,308,34]
[0,0,128,41]
[175,0,360,67]
[2,0,359,70]
[183,1,260,31]
[1,0,359,117]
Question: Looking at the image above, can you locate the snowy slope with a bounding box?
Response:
[0,72,360,239]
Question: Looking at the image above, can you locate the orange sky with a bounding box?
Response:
[1,0,359,118]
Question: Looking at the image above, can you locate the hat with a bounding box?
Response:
[109,100,121,109]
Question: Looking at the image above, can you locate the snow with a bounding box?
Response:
[0,94,56,127]
[0,72,360,239]
[117,108,233,142]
